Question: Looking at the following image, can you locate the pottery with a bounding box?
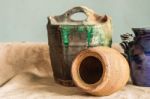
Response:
[119,33,133,60]
[71,47,129,96]
[129,28,150,86]
[47,6,112,86]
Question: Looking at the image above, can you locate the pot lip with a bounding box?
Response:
[71,48,110,93]
[132,27,150,37]
[132,27,150,31]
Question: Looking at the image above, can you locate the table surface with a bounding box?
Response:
[0,42,150,99]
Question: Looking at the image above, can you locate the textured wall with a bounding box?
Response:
[0,0,150,42]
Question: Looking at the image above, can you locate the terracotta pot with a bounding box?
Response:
[71,47,129,96]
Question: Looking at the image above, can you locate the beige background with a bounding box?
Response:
[0,43,150,99]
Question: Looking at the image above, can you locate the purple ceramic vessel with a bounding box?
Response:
[130,28,150,86]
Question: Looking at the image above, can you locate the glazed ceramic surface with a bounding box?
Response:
[130,28,150,86]
[47,6,112,86]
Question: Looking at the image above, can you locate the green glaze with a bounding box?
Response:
[60,25,111,47]
[86,26,93,47]
[77,26,85,32]
[60,25,71,46]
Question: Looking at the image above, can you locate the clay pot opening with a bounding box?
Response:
[72,50,108,91]
[79,56,103,84]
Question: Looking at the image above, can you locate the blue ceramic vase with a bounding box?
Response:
[130,28,150,86]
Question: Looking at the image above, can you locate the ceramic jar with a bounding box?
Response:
[71,47,129,96]
[129,28,150,86]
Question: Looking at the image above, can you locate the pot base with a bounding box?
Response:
[54,78,75,87]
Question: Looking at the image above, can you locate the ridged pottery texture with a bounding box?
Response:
[71,47,129,96]
[47,6,112,86]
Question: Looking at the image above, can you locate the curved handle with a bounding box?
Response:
[49,6,109,25]
[63,6,96,22]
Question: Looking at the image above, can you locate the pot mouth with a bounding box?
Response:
[132,27,150,30]
[132,28,150,36]
[72,50,109,91]
[79,56,103,84]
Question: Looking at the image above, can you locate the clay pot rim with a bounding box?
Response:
[71,47,110,93]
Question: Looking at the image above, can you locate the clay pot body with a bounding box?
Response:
[47,6,112,86]
[71,47,129,96]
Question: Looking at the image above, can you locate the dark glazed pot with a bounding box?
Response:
[47,6,112,86]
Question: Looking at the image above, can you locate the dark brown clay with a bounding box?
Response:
[47,6,112,86]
